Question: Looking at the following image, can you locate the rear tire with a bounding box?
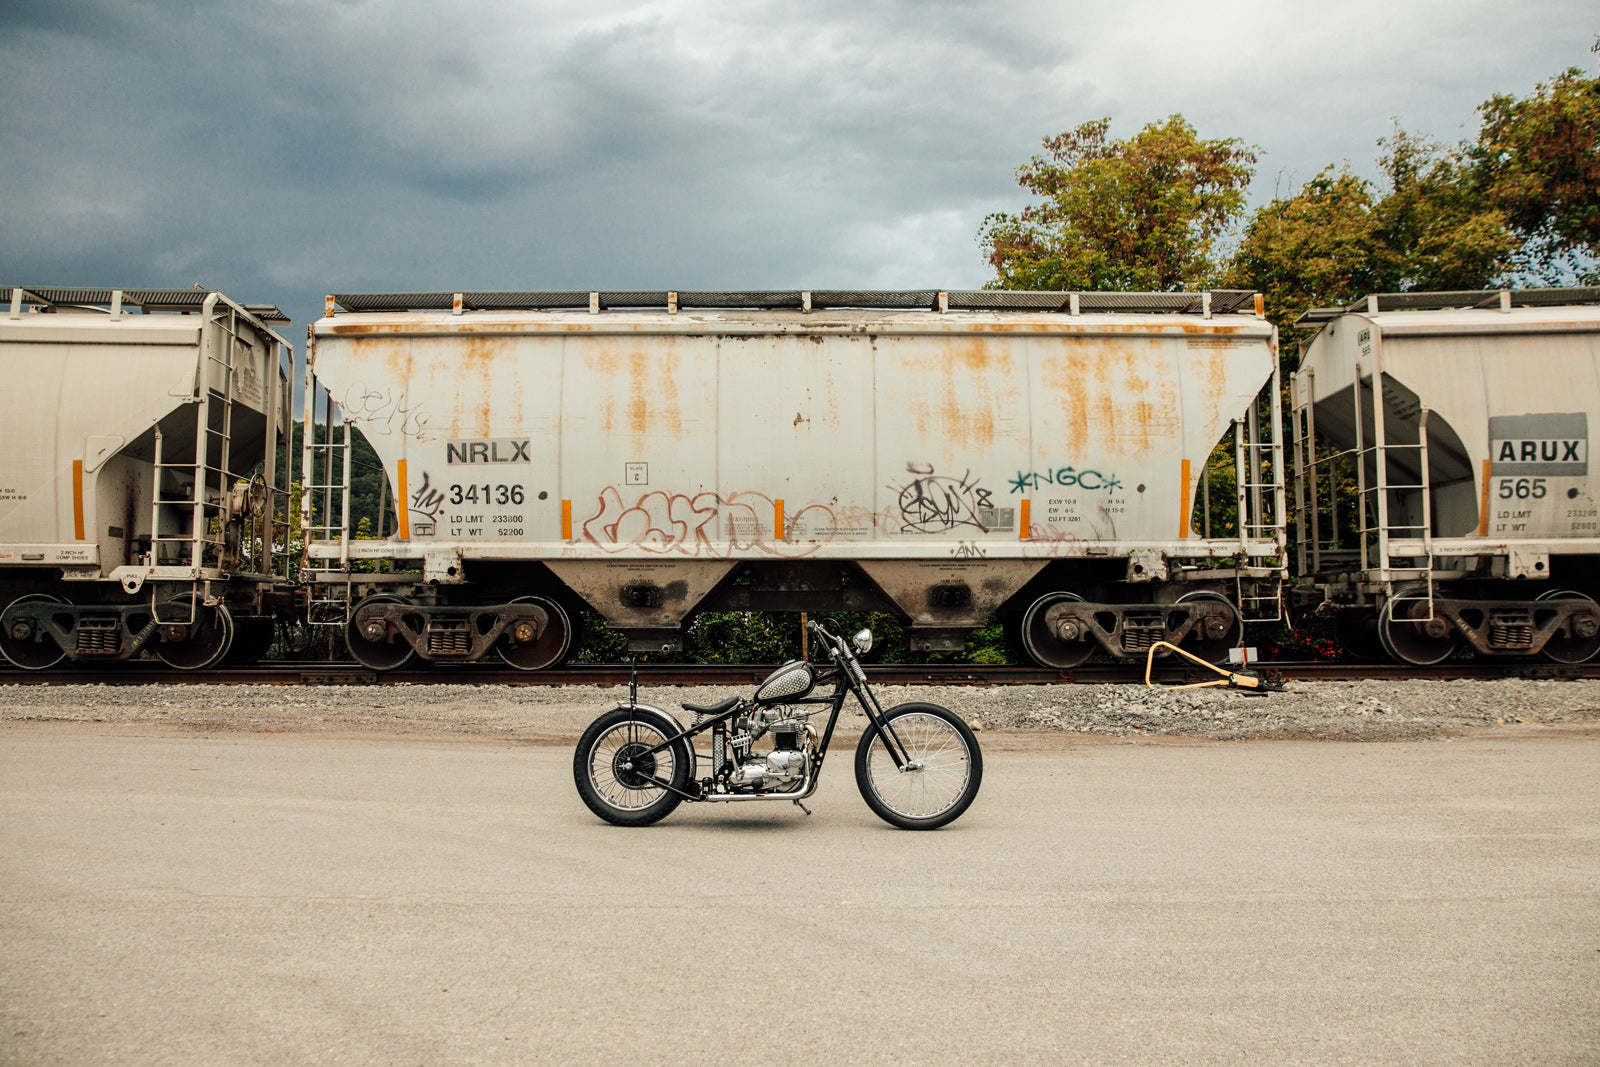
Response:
[855,703,982,830]
[574,708,691,827]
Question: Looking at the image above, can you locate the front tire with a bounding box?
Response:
[574,708,692,827]
[855,703,982,830]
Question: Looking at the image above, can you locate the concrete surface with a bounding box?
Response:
[2,729,1597,1065]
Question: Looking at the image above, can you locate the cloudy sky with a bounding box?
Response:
[2,0,1595,333]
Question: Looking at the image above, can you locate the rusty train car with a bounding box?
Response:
[13,283,1600,673]
[0,287,297,670]
[299,289,1288,671]
[1291,286,1600,665]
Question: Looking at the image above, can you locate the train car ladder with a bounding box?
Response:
[147,297,244,618]
[299,369,354,625]
[1351,358,1436,616]
[1231,349,1287,624]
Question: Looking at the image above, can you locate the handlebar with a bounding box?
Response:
[807,618,844,660]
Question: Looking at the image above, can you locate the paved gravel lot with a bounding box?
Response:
[2,677,1598,743]
[3,732,1597,1065]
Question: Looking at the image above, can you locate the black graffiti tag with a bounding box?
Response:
[410,471,445,519]
[892,463,993,533]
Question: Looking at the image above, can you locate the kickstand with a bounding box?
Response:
[792,799,812,816]
[1143,641,1283,694]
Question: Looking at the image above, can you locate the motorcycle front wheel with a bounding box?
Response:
[574,709,691,827]
[854,703,982,830]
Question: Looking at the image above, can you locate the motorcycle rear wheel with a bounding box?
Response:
[855,703,982,830]
[574,708,691,827]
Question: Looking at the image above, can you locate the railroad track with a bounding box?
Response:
[2,660,1597,687]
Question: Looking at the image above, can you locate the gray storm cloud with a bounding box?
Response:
[1,0,1593,331]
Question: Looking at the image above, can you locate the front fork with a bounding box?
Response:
[846,668,914,770]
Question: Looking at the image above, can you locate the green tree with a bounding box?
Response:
[1230,129,1517,344]
[1470,66,1600,283]
[1229,166,1394,339]
[980,115,1257,291]
[1376,127,1517,292]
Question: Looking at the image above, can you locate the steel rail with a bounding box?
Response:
[2,660,1597,686]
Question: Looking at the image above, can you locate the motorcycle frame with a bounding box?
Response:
[609,624,912,804]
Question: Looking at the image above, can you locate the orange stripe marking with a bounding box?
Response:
[1479,459,1491,537]
[396,460,410,540]
[72,460,85,540]
[1179,459,1192,539]
[775,499,785,540]
[1019,498,1030,539]
[561,499,573,541]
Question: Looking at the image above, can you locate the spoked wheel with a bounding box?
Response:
[224,616,277,665]
[1175,590,1243,665]
[496,596,573,671]
[855,703,982,831]
[1018,592,1094,669]
[1536,589,1600,664]
[573,708,691,827]
[154,595,235,670]
[345,594,417,671]
[1333,609,1386,663]
[0,593,69,670]
[1377,587,1457,666]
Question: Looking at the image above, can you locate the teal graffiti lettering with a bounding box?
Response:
[1010,466,1121,494]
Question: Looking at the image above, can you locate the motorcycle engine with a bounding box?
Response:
[728,717,813,790]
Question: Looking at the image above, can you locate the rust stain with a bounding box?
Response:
[1037,337,1180,457]
[902,337,1015,451]
[586,339,685,446]
[458,335,506,438]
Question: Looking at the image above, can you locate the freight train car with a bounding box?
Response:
[301,289,1287,670]
[1291,287,1600,664]
[0,288,296,669]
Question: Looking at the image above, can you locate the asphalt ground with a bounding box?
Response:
[2,728,1597,1065]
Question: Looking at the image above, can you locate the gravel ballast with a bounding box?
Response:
[2,678,1598,743]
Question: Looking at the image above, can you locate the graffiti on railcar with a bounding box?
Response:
[580,487,841,559]
[1008,466,1123,494]
[337,386,433,441]
[889,463,1001,534]
[1022,507,1121,556]
[408,471,446,539]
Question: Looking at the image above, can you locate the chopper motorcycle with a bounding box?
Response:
[572,620,982,830]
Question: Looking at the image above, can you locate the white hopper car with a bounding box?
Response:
[0,287,296,669]
[1291,286,1600,664]
[302,289,1287,671]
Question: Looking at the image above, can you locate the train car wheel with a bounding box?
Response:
[1536,590,1600,664]
[345,594,417,671]
[1175,590,1242,665]
[1376,590,1457,666]
[0,593,69,670]
[154,596,235,670]
[497,596,573,671]
[1018,592,1095,669]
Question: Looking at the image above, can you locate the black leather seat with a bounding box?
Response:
[681,696,741,717]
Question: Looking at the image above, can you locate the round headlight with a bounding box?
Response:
[852,629,873,654]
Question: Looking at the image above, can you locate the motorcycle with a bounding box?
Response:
[572,619,983,830]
